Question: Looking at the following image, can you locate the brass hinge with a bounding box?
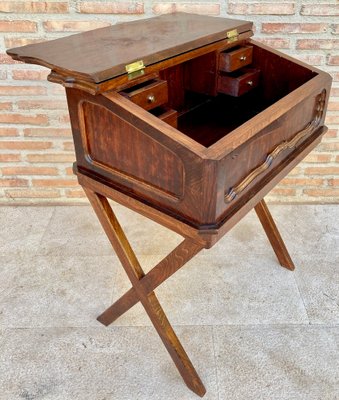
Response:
[226,29,238,43]
[125,60,145,80]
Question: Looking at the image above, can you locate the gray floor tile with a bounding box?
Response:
[109,253,309,326]
[214,325,339,400]
[0,255,117,328]
[294,253,339,325]
[38,205,182,257]
[0,326,217,400]
[38,206,113,256]
[0,206,55,256]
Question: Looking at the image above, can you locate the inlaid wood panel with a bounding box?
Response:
[79,101,184,199]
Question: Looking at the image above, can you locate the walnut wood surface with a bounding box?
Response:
[84,188,206,397]
[219,45,253,72]
[97,238,203,326]
[7,13,252,84]
[255,199,295,270]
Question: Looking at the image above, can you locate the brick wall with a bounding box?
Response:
[0,0,338,204]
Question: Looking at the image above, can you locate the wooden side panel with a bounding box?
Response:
[215,87,329,222]
[79,101,184,199]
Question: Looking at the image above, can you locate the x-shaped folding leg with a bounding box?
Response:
[83,178,294,397]
[84,188,206,397]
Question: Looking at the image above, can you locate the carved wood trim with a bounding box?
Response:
[224,89,326,203]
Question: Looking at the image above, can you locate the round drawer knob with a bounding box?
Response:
[147,94,156,103]
[239,55,247,61]
[247,80,253,86]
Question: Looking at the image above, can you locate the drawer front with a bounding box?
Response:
[217,68,260,97]
[219,45,253,72]
[120,79,168,110]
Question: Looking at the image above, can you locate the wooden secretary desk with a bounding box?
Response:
[7,13,332,397]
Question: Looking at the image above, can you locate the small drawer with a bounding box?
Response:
[151,107,178,128]
[119,79,168,110]
[217,68,260,97]
[219,45,253,72]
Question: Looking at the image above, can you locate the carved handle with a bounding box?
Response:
[225,90,326,203]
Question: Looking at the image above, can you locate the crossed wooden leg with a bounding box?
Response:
[84,188,206,397]
[254,199,295,271]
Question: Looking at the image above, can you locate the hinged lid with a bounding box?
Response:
[7,13,253,84]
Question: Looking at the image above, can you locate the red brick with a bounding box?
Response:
[0,179,28,187]
[304,167,339,176]
[328,179,339,186]
[330,87,339,97]
[303,189,339,197]
[23,127,71,137]
[12,70,49,81]
[303,154,332,163]
[255,38,290,49]
[0,102,12,111]
[0,53,21,64]
[325,129,338,138]
[0,141,52,150]
[32,179,78,187]
[262,23,327,34]
[294,54,324,66]
[79,2,144,14]
[328,101,339,111]
[0,154,21,162]
[297,39,339,50]
[318,142,339,151]
[0,113,48,125]
[327,56,339,66]
[269,188,296,196]
[26,154,75,163]
[287,167,302,176]
[0,127,18,136]
[63,142,75,151]
[5,189,61,199]
[228,3,295,15]
[0,86,47,96]
[153,3,220,15]
[2,167,57,176]
[0,20,37,32]
[43,20,111,32]
[280,178,324,186]
[5,37,45,48]
[0,2,69,14]
[301,4,339,16]
[65,167,73,175]
[325,115,339,124]
[59,114,70,124]
[18,100,67,110]
[65,189,86,198]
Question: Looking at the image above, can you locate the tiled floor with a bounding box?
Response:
[0,204,338,399]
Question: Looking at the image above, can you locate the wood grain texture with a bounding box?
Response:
[97,238,203,326]
[218,45,253,72]
[255,199,295,270]
[7,13,252,84]
[84,188,206,397]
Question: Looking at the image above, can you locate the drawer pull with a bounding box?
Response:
[239,55,247,61]
[147,94,156,104]
[224,90,326,203]
[247,80,253,86]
